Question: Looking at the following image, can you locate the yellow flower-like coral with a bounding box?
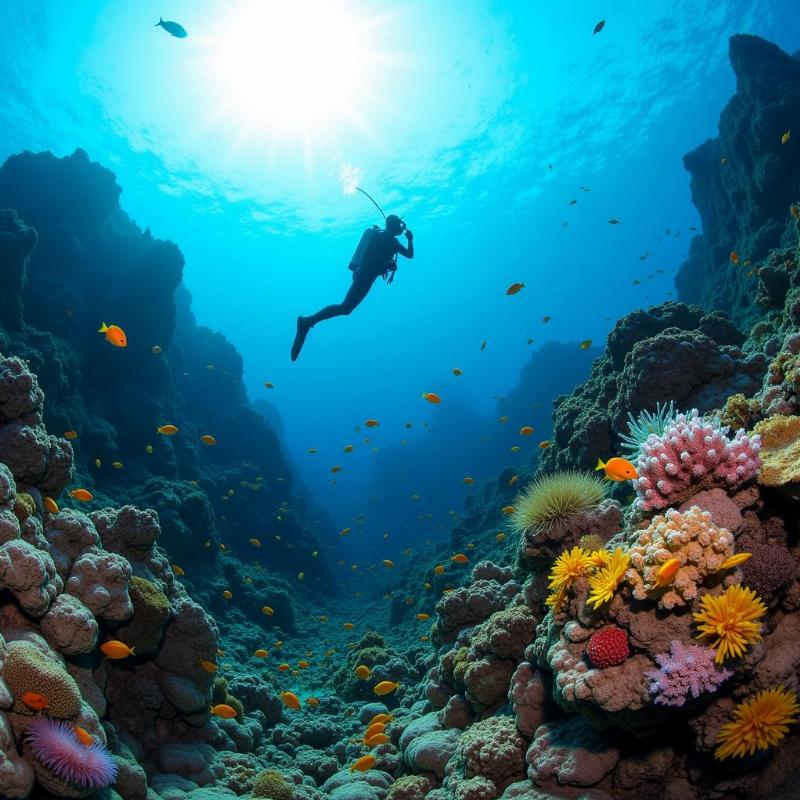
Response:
[548,547,592,590]
[714,687,800,759]
[587,548,630,609]
[693,585,766,663]
[545,546,592,612]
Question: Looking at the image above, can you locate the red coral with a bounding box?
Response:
[586,627,629,668]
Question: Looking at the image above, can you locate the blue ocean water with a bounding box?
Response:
[0,0,798,569]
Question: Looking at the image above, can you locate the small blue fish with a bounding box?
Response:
[155,17,187,38]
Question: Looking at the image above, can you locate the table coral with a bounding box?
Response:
[633,409,761,510]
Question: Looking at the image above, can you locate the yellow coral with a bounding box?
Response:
[754,414,800,489]
[714,687,799,759]
[693,585,766,663]
[548,547,592,591]
[587,548,629,609]
[252,770,293,799]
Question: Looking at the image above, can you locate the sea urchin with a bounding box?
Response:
[510,471,606,538]
[25,717,117,789]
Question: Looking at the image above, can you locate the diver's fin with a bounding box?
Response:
[291,317,310,362]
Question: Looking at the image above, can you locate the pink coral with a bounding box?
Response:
[25,717,117,789]
[646,641,731,707]
[634,410,761,510]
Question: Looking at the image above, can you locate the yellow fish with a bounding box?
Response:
[510,445,521,452]
[415,613,430,621]
[781,129,791,145]
[94,458,101,468]
[254,649,269,658]
[355,665,371,680]
[495,532,506,542]
[222,590,232,600]
[383,559,394,568]
[595,457,638,481]
[297,572,304,581]
[44,497,59,514]
[520,426,534,436]
[719,552,752,570]
[340,527,351,536]
[281,692,301,710]
[200,435,217,446]
[433,565,445,575]
[451,553,469,564]
[365,733,390,746]
[145,445,153,454]
[70,489,93,503]
[249,538,261,547]
[112,461,123,469]
[344,444,354,453]
[63,430,78,440]
[373,680,400,696]
[370,713,392,726]
[462,477,475,485]
[580,340,592,350]
[172,564,185,576]
[157,425,179,436]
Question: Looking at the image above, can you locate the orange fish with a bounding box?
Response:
[98,322,127,348]
[157,424,179,436]
[331,466,342,474]
[306,697,320,706]
[719,552,752,570]
[69,489,93,503]
[21,691,48,711]
[462,477,475,485]
[501,505,516,515]
[200,435,217,446]
[44,497,59,514]
[100,640,135,659]
[495,532,506,542]
[365,733,390,746]
[172,564,185,576]
[383,560,394,568]
[370,713,392,726]
[278,663,290,672]
[198,660,218,673]
[210,704,238,719]
[433,565,445,575]
[538,440,551,449]
[451,553,469,564]
[730,251,739,265]
[262,605,274,615]
[281,691,301,710]
[508,475,519,486]
[350,754,376,772]
[343,622,354,630]
[73,726,93,746]
[365,419,380,428]
[415,613,430,621]
[505,282,524,295]
[63,430,78,440]
[653,558,681,587]
[344,444,354,452]
[422,392,441,404]
[373,680,400,696]
[298,660,310,669]
[595,457,638,481]
[520,426,534,436]
[355,665,371,680]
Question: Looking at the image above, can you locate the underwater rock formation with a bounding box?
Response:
[0,148,333,595]
[676,35,800,327]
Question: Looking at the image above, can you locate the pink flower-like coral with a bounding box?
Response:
[646,640,732,707]
[634,409,761,510]
[25,717,117,789]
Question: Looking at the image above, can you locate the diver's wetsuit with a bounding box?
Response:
[291,228,413,360]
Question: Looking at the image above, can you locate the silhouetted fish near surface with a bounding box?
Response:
[593,20,605,35]
[155,17,187,38]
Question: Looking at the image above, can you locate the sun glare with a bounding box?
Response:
[202,1,382,138]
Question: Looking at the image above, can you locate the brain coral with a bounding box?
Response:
[65,549,133,621]
[626,506,735,610]
[0,538,62,617]
[39,594,98,655]
[4,640,82,719]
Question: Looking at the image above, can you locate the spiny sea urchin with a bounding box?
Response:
[510,471,606,538]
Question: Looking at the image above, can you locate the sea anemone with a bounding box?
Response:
[25,717,117,789]
[714,687,800,759]
[587,548,630,609]
[510,472,606,537]
[693,585,766,664]
[620,401,677,459]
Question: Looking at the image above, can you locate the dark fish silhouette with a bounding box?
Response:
[155,17,187,38]
[593,20,605,35]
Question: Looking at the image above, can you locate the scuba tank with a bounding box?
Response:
[349,226,381,272]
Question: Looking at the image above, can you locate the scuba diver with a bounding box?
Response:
[291,214,414,361]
